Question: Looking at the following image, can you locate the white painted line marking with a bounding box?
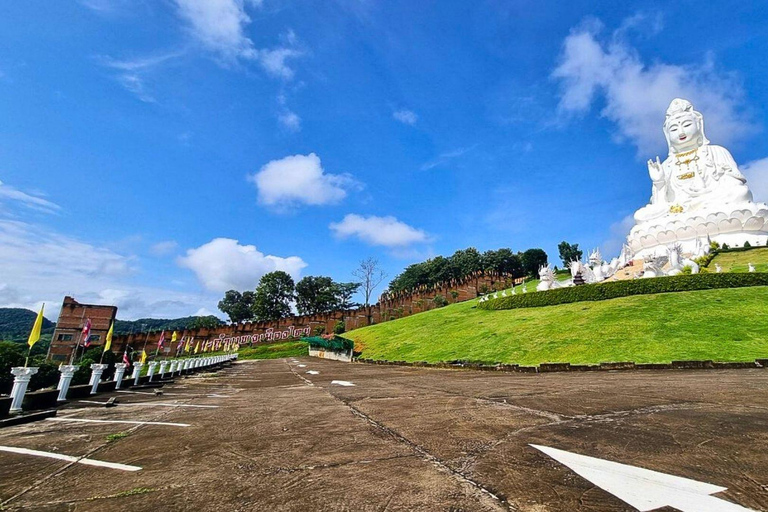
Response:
[331,380,355,387]
[530,444,755,512]
[78,400,218,408]
[207,394,230,398]
[0,446,141,472]
[306,371,319,375]
[297,364,306,368]
[47,418,190,427]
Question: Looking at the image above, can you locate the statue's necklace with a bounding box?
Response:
[674,147,699,179]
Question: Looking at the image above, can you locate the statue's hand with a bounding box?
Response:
[647,157,664,182]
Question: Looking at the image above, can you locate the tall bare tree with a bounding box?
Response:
[352,257,387,306]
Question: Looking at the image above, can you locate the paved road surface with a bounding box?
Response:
[1,358,766,511]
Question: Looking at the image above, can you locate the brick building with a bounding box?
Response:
[48,296,117,362]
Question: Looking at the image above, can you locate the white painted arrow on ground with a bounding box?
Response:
[531,444,755,512]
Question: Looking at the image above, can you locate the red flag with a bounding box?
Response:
[157,330,166,349]
[81,319,92,348]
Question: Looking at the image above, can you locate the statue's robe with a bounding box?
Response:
[640,145,752,222]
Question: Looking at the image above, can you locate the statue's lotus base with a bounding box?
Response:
[628,202,768,258]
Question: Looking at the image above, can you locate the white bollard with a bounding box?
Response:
[56,365,78,402]
[9,367,39,414]
[89,364,108,395]
[159,360,169,379]
[132,363,144,386]
[113,363,128,389]
[147,361,159,382]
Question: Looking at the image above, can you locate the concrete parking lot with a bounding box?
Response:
[0,359,767,511]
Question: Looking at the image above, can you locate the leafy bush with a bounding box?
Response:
[333,320,346,335]
[478,272,768,311]
[302,335,354,352]
[433,294,448,308]
[0,342,25,394]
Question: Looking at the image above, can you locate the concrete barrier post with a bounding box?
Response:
[9,367,39,414]
[159,360,169,378]
[132,363,144,386]
[113,363,128,389]
[56,365,78,402]
[89,364,108,395]
[147,361,158,382]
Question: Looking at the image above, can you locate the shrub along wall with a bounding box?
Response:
[478,272,768,311]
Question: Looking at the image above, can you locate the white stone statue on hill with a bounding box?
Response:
[537,264,569,291]
[665,243,700,276]
[628,98,768,257]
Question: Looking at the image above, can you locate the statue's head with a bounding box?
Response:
[663,98,709,154]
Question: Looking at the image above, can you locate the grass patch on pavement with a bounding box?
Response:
[238,340,307,360]
[105,432,130,442]
[348,286,768,366]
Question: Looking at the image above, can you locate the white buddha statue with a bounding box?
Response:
[627,98,768,257]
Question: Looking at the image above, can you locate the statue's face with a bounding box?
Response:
[665,113,701,150]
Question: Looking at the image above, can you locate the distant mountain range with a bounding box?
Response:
[0,308,223,343]
[0,308,56,342]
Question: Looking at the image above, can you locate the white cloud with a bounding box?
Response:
[98,52,181,103]
[329,214,428,247]
[420,144,478,171]
[177,237,307,293]
[149,240,179,256]
[393,109,418,125]
[249,153,361,209]
[743,158,768,204]
[553,18,751,155]
[174,0,261,59]
[173,0,301,79]
[0,180,60,214]
[257,47,302,80]
[278,110,301,131]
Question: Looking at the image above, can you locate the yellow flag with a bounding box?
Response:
[185,337,191,353]
[103,321,114,352]
[194,340,200,354]
[140,350,147,364]
[27,304,45,349]
[172,331,178,343]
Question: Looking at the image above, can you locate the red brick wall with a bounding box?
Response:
[50,272,512,358]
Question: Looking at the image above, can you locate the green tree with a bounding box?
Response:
[0,341,24,394]
[521,248,548,278]
[449,247,483,280]
[483,248,523,277]
[558,241,583,267]
[218,290,256,323]
[333,282,361,310]
[295,276,338,315]
[191,316,224,329]
[253,271,295,321]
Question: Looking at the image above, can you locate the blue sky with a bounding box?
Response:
[2,0,768,320]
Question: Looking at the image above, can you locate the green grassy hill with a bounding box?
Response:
[709,247,768,273]
[348,285,768,366]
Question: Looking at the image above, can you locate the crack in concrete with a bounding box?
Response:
[0,373,230,509]
[251,453,417,476]
[285,361,513,511]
